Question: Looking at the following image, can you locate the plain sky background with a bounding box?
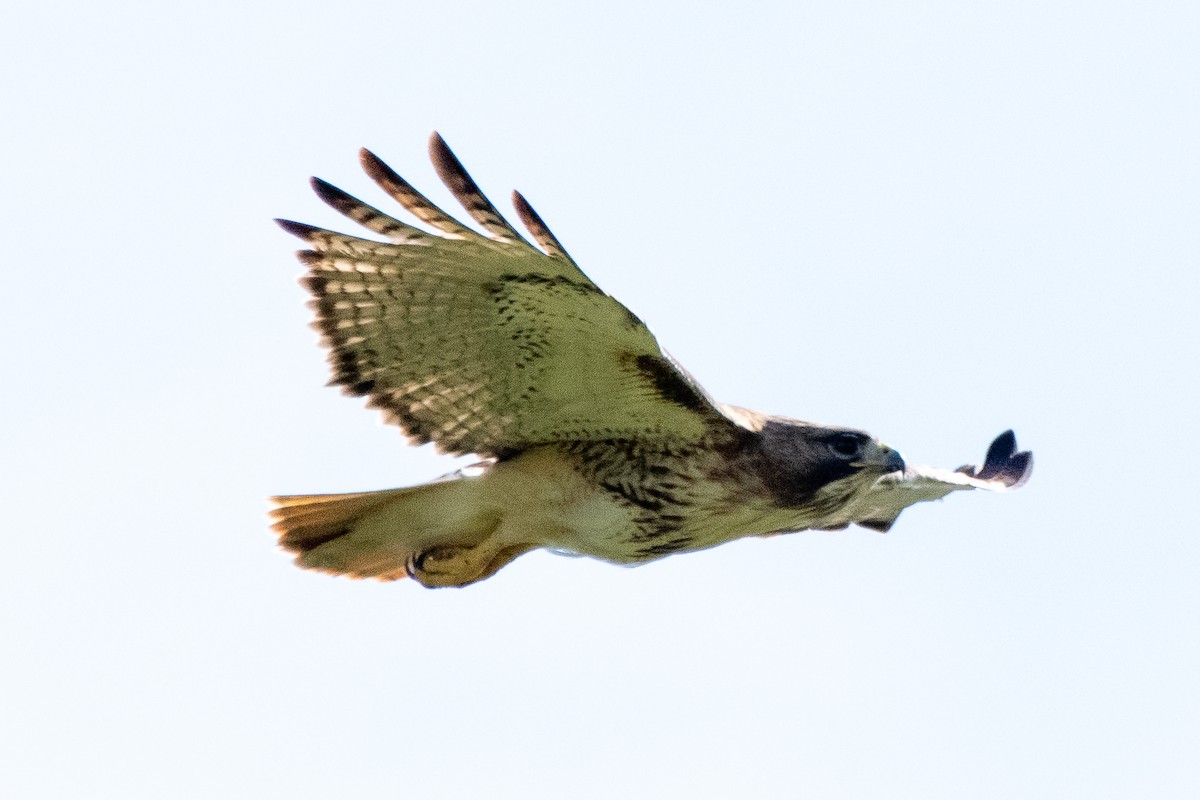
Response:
[2,1,1197,797]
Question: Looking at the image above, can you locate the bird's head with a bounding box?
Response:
[757,420,905,507]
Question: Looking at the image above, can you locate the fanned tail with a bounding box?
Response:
[268,475,501,583]
[271,489,409,554]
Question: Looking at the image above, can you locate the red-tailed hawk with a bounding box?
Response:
[272,134,1032,588]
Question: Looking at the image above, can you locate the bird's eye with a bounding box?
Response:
[829,436,862,459]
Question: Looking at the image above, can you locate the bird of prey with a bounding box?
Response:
[272,133,1032,588]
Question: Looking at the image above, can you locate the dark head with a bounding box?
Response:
[757,419,905,508]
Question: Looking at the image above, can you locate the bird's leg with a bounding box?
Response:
[406,542,535,588]
[406,545,482,587]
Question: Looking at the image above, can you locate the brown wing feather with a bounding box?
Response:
[309,177,432,245]
[428,133,531,246]
[279,135,739,457]
[359,147,481,240]
[512,190,574,261]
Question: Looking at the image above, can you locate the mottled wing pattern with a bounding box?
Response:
[831,430,1033,532]
[278,133,735,457]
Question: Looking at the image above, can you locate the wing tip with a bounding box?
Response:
[358,146,381,168]
[512,189,572,260]
[309,176,352,208]
[427,130,448,155]
[358,147,395,185]
[427,130,459,179]
[276,218,321,240]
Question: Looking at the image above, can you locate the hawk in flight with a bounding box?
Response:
[272,134,1032,588]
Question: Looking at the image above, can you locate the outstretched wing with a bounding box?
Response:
[279,133,735,457]
[829,430,1033,532]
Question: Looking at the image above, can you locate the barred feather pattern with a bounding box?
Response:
[278,133,736,457]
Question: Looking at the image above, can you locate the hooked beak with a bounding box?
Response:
[852,444,907,474]
[884,448,906,475]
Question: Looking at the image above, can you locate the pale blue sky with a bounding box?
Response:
[2,1,1197,797]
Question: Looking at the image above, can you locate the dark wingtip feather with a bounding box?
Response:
[358,147,386,176]
[977,430,1033,489]
[298,274,328,295]
[426,132,529,244]
[309,176,355,210]
[512,189,572,260]
[358,143,480,239]
[358,147,407,192]
[427,131,458,181]
[427,130,450,160]
[275,218,322,240]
